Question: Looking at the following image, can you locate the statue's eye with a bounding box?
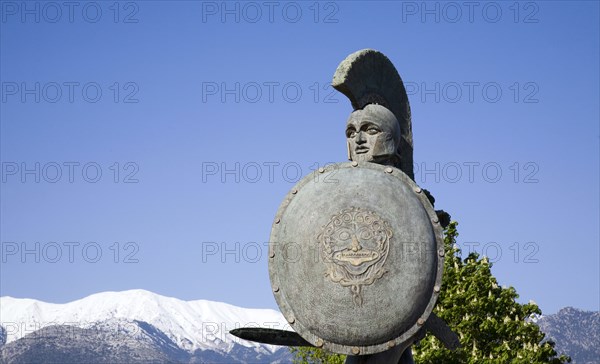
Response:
[338,231,351,240]
[346,129,356,138]
[366,127,380,135]
[358,229,373,240]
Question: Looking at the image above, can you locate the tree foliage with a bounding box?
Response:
[289,346,345,364]
[291,222,570,363]
[412,221,570,363]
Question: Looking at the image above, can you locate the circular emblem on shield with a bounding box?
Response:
[319,207,392,307]
[269,162,443,355]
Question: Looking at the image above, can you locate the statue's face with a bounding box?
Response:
[345,104,401,164]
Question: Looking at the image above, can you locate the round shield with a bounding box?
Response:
[268,162,444,355]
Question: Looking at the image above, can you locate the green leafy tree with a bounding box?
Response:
[412,221,570,363]
[291,222,570,363]
[289,347,345,364]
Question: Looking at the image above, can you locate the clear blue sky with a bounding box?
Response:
[1,1,598,315]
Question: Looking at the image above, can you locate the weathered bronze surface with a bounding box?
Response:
[268,162,444,355]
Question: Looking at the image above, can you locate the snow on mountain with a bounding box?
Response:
[0,289,291,354]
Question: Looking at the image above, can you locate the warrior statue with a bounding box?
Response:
[231,49,457,364]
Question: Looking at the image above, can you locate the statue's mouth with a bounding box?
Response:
[332,248,380,275]
[355,147,369,154]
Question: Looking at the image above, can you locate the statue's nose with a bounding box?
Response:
[350,235,362,252]
[356,131,366,143]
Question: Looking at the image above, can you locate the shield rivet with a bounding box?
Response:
[287,316,295,324]
[318,167,325,173]
[432,217,439,224]
[292,189,298,194]
[439,248,445,257]
[275,218,280,224]
[417,318,425,326]
[352,347,360,355]
[387,340,395,348]
[434,285,441,293]
[414,187,422,193]
[385,167,393,174]
[315,338,324,347]
[273,286,279,292]
[269,251,275,258]
[351,161,358,167]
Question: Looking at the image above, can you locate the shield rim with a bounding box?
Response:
[268,161,444,356]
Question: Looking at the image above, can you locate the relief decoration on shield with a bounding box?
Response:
[318,207,392,306]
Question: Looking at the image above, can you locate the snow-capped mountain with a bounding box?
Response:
[2,290,597,364]
[0,289,293,363]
